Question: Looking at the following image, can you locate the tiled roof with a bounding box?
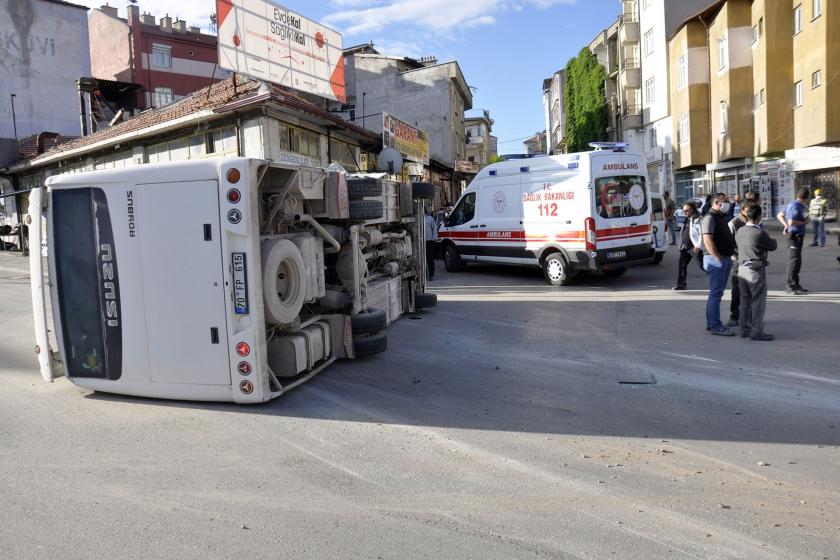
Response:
[17,133,78,160]
[19,76,378,169]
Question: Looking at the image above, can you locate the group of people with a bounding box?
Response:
[669,187,831,341]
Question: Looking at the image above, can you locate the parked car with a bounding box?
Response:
[676,198,704,226]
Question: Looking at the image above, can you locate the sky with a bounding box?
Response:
[74,0,622,154]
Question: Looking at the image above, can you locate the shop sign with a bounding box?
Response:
[383,113,429,165]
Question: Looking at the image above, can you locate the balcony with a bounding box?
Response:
[620,61,641,89]
[622,104,642,130]
[619,19,639,44]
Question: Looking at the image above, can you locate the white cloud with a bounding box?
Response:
[71,0,216,33]
[371,38,425,59]
[324,0,575,36]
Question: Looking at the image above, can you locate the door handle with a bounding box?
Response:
[479,224,487,228]
[630,222,639,226]
[469,225,479,229]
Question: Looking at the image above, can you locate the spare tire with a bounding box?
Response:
[351,308,387,336]
[262,238,307,325]
[350,200,384,220]
[411,182,435,200]
[353,331,388,358]
[415,292,437,309]
[347,178,382,200]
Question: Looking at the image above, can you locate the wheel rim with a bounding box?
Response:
[546,259,564,282]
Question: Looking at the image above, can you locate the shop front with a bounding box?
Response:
[786,147,840,223]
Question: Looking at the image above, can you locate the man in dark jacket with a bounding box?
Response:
[672,202,699,290]
[735,205,778,341]
[702,193,737,335]
[726,201,753,327]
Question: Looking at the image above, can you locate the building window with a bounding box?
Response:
[717,34,728,70]
[760,88,765,104]
[279,123,320,159]
[811,70,822,88]
[758,17,764,37]
[152,86,173,107]
[151,44,172,68]
[812,0,821,19]
[794,81,803,107]
[794,5,802,34]
[679,112,689,144]
[643,29,654,57]
[649,127,657,149]
[645,77,655,104]
[677,55,687,89]
[719,102,727,134]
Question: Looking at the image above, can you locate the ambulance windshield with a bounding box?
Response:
[595,176,647,219]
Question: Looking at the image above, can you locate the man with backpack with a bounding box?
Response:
[702,193,737,336]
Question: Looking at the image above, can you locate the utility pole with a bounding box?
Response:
[10,93,18,155]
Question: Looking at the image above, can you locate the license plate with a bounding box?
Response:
[607,250,627,260]
[232,253,249,315]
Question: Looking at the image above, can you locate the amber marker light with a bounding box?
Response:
[226,168,241,184]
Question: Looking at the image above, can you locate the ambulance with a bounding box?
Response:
[438,143,655,285]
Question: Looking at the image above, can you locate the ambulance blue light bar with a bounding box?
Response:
[589,142,629,152]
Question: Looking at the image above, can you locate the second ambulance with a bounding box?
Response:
[438,143,655,285]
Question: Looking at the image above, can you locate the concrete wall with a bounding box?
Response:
[88,8,132,83]
[670,22,711,170]
[352,56,469,167]
[708,0,753,163]
[0,0,91,140]
[752,0,793,155]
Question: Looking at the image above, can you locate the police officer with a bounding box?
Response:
[776,188,810,295]
[735,205,777,341]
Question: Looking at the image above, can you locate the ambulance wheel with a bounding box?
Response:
[412,182,435,200]
[351,308,387,336]
[603,267,628,278]
[350,200,384,220]
[353,331,388,358]
[444,244,465,272]
[652,252,664,265]
[415,292,437,309]
[542,253,573,286]
[348,179,382,199]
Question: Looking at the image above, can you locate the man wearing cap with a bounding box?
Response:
[809,188,828,247]
[776,188,811,295]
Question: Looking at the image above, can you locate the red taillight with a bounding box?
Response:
[585,217,597,251]
[236,342,250,357]
[237,361,252,375]
[227,188,241,204]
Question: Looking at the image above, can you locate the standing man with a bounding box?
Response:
[776,188,811,295]
[424,207,437,281]
[726,201,752,328]
[736,205,778,341]
[732,194,742,216]
[673,201,700,290]
[809,188,828,247]
[702,193,737,336]
[663,191,677,246]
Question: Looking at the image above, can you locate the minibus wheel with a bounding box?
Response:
[353,331,388,357]
[542,252,573,286]
[351,308,387,336]
[348,178,383,199]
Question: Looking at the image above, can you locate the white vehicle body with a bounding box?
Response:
[28,158,433,403]
[438,147,655,285]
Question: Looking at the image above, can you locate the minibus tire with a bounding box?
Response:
[542,252,573,286]
[348,179,382,199]
[350,200,384,220]
[351,308,387,336]
[443,244,464,272]
[415,292,437,309]
[411,182,435,200]
[262,239,307,325]
[353,331,388,357]
[652,252,664,265]
[603,267,628,278]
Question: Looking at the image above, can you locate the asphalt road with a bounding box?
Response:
[1,236,838,560]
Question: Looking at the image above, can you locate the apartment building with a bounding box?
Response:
[88,4,225,110]
[542,70,566,154]
[464,110,497,171]
[589,16,628,148]
[670,0,839,214]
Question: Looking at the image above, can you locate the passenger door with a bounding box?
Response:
[476,177,523,263]
[440,192,479,261]
[136,180,231,386]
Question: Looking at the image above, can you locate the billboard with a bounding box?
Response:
[383,113,429,165]
[216,0,346,103]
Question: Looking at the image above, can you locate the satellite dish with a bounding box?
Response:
[378,147,404,174]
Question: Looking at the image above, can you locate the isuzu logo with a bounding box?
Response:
[101,243,119,327]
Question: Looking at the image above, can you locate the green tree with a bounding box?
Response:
[489,154,504,164]
[563,48,608,152]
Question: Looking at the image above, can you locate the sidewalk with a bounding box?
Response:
[0,252,31,276]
